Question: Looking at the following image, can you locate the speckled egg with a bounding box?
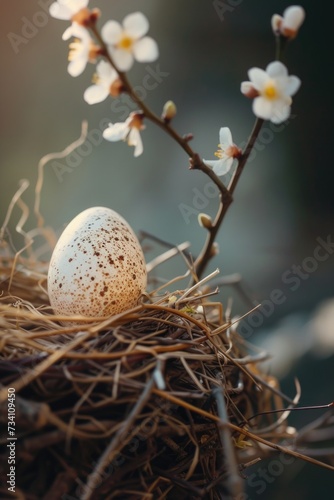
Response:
[48,207,147,318]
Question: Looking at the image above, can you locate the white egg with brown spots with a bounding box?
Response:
[48,207,147,319]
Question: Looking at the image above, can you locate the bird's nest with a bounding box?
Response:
[2,3,333,494]
[0,222,334,500]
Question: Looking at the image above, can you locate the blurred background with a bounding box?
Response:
[1,1,333,498]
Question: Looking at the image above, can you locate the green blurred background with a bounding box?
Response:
[1,1,333,498]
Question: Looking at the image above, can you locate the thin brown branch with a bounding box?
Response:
[193,118,264,280]
[81,377,155,500]
[213,385,245,498]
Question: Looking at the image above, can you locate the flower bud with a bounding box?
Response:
[281,6,305,38]
[240,81,259,99]
[209,242,219,257]
[198,213,213,230]
[271,5,305,39]
[271,14,283,34]
[162,100,177,122]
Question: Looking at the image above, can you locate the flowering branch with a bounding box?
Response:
[89,22,261,281]
[49,1,304,282]
[89,21,235,280]
[90,24,231,196]
[193,117,264,280]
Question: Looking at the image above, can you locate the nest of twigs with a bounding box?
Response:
[1,239,333,500]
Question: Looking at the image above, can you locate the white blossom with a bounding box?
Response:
[101,12,159,72]
[204,127,241,176]
[243,61,301,123]
[62,22,98,77]
[103,113,145,157]
[84,61,119,104]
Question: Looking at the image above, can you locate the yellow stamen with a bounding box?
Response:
[68,40,80,61]
[263,80,278,100]
[214,144,224,159]
[118,35,134,51]
[213,143,241,160]
[92,73,100,84]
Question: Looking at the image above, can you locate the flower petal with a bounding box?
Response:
[248,67,268,90]
[123,12,149,39]
[62,24,74,40]
[203,160,218,168]
[270,102,291,123]
[271,14,283,32]
[241,81,252,94]
[266,61,287,79]
[212,157,233,176]
[252,97,274,120]
[219,127,233,147]
[133,37,159,63]
[111,48,134,72]
[61,0,89,9]
[283,5,305,30]
[50,3,73,20]
[50,0,89,19]
[49,2,72,21]
[103,123,129,142]
[96,60,115,81]
[204,159,232,176]
[62,22,89,40]
[270,101,291,123]
[128,128,143,157]
[285,75,301,96]
[101,20,122,44]
[68,56,87,77]
[84,85,110,104]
